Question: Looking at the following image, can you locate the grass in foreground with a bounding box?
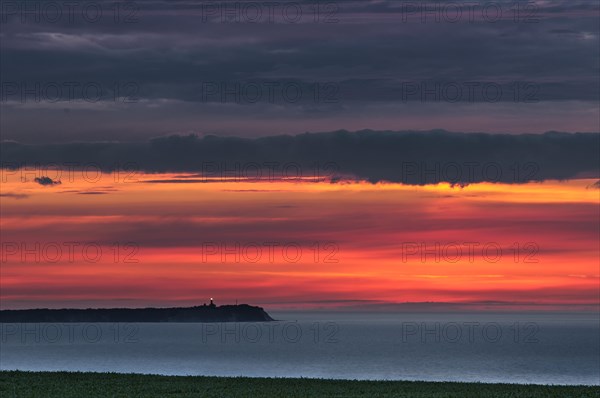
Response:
[1,371,598,398]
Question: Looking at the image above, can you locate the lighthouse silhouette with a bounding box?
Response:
[209,298,216,308]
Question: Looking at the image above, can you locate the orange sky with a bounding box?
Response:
[1,171,599,310]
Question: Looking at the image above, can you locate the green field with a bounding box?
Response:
[1,371,598,397]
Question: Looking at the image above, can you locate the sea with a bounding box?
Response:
[1,312,599,385]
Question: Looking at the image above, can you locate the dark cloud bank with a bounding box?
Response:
[1,130,598,185]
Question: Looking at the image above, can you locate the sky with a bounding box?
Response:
[1,171,598,310]
[0,0,599,311]
[0,0,599,142]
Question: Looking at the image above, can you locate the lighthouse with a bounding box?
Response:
[209,298,216,308]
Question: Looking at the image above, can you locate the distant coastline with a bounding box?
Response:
[0,303,274,323]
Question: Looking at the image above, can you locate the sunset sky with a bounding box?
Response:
[0,0,599,312]
[1,170,598,310]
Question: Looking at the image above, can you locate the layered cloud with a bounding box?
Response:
[1,0,598,140]
[1,130,598,184]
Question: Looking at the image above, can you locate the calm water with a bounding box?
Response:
[1,312,598,385]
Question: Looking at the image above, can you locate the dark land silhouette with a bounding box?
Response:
[0,302,274,323]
